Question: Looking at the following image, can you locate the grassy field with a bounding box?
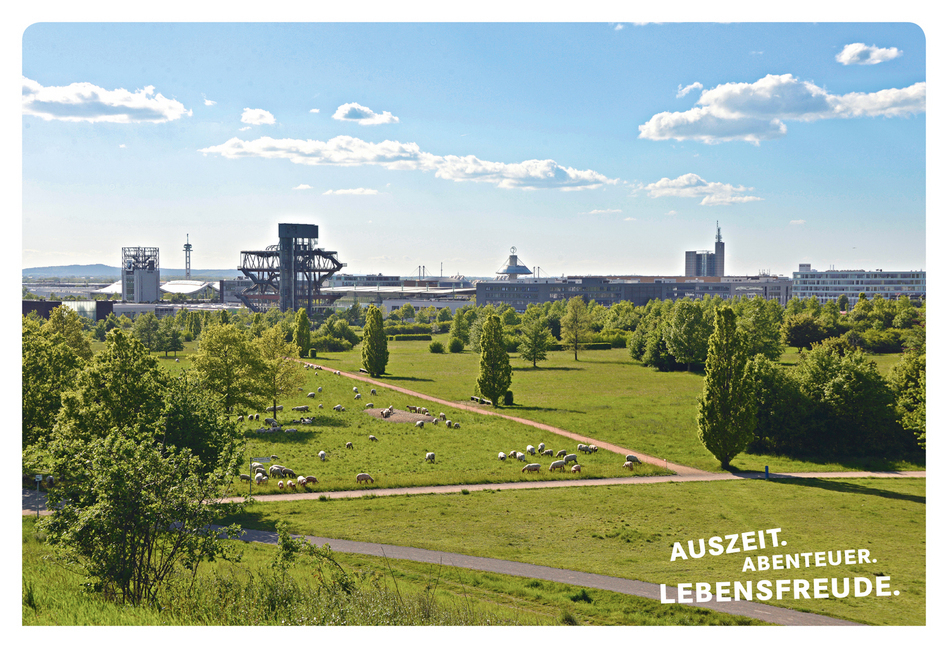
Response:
[246,336,923,474]
[217,476,926,626]
[22,517,766,626]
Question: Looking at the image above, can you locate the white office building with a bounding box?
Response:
[791,264,925,304]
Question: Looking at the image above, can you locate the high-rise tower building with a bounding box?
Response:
[685,223,724,277]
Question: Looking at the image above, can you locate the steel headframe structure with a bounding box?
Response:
[237,223,346,317]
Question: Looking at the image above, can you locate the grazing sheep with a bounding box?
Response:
[555,449,567,458]
[319,450,326,461]
[369,435,378,442]
[250,462,264,470]
[407,405,417,413]
[297,476,308,487]
[578,444,591,454]
[498,452,507,461]
[365,402,374,408]
[285,428,298,433]
[425,452,435,463]
[415,421,424,429]
[318,404,324,409]
[453,422,460,429]
[589,445,599,453]
[549,460,567,472]
[333,404,343,411]
[255,473,267,485]
[625,455,641,464]
[271,455,279,460]
[354,393,362,400]
[265,417,277,426]
[540,449,554,457]
[439,413,446,420]
[623,461,638,471]
[278,480,284,489]
[526,445,536,455]
[237,415,244,422]
[571,465,582,474]
[269,466,284,478]
[292,405,310,412]
[538,443,545,452]
[283,468,297,478]
[522,463,541,473]
[431,418,438,425]
[356,473,374,484]
[239,474,251,482]
[353,387,359,393]
[346,441,353,449]
[445,420,452,428]
[288,480,297,490]
[318,386,323,393]
[371,389,377,395]
[304,476,319,484]
[307,392,316,398]
[380,409,391,418]
[516,452,527,462]
[563,453,578,465]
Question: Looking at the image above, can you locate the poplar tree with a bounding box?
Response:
[362,305,389,377]
[294,308,311,357]
[476,313,512,407]
[696,305,756,469]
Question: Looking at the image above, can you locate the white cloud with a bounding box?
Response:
[119,144,126,148]
[323,188,379,195]
[665,210,677,216]
[585,208,622,214]
[639,73,925,143]
[836,43,902,66]
[238,126,251,131]
[199,135,617,191]
[309,108,320,113]
[241,108,275,125]
[332,102,399,125]
[202,93,216,106]
[789,219,806,225]
[624,217,637,221]
[21,76,191,123]
[614,23,624,31]
[676,82,703,98]
[644,173,762,206]
[292,184,313,190]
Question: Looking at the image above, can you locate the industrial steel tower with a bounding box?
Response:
[237,223,346,316]
[183,234,193,280]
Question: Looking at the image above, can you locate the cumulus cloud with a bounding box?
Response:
[323,188,379,195]
[836,43,902,66]
[585,208,622,214]
[21,76,191,123]
[614,23,625,30]
[241,108,275,125]
[639,73,925,143]
[644,173,762,206]
[677,82,703,98]
[202,93,216,106]
[198,135,616,191]
[790,219,806,225]
[332,102,399,125]
[292,184,313,190]
[309,108,320,113]
[119,144,126,148]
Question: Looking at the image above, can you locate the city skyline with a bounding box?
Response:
[18,19,928,280]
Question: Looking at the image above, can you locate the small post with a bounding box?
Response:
[765,465,769,480]
[34,474,42,518]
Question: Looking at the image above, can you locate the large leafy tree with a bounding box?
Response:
[294,308,311,358]
[696,305,757,469]
[155,316,184,357]
[191,323,266,413]
[475,313,512,407]
[663,298,711,371]
[132,312,161,350]
[560,296,592,360]
[255,326,304,417]
[449,308,470,345]
[518,313,556,368]
[737,296,784,361]
[781,312,825,352]
[361,305,389,377]
[22,316,84,450]
[43,305,93,361]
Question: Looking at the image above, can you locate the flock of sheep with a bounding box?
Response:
[235,363,648,493]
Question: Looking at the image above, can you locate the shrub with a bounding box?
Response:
[393,334,432,342]
[448,337,465,353]
[504,390,514,406]
[429,341,445,354]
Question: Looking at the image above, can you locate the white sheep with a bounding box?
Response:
[445,420,452,428]
[498,452,507,461]
[425,452,435,463]
[278,480,284,489]
[250,462,263,470]
[439,412,446,420]
[538,443,545,453]
[522,463,541,473]
[255,473,267,485]
[356,472,374,484]
[239,474,251,482]
[549,460,567,472]
[354,393,362,400]
[333,404,343,411]
[571,464,582,474]
[453,422,460,429]
[318,386,323,393]
[370,389,376,395]
[288,480,297,490]
[283,467,297,478]
[540,449,554,457]
[307,392,316,398]
[365,402,374,408]
[319,450,326,461]
[431,419,438,425]
[589,445,599,453]
[292,405,310,412]
[555,449,567,458]
[578,444,591,454]
[285,428,298,433]
[623,461,637,471]
[304,476,319,484]
[563,453,578,464]
[265,417,277,426]
[526,445,536,455]
[297,476,308,487]
[415,421,424,429]
[269,466,284,478]
[345,441,353,449]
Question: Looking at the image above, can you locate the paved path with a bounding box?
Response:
[304,361,706,475]
[226,526,860,626]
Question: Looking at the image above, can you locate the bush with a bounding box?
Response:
[311,335,353,352]
[309,348,318,358]
[448,337,465,353]
[503,390,514,406]
[392,334,432,342]
[429,341,445,354]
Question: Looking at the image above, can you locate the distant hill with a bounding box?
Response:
[22,264,244,279]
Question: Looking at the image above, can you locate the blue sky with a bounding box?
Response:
[18,18,929,279]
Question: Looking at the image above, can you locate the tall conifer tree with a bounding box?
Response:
[362,305,388,377]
